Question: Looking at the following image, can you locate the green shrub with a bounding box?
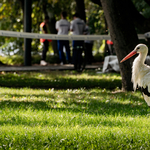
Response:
[93,52,104,62]
[0,55,23,65]
[46,54,60,64]
[31,54,60,64]
[0,53,104,66]
[0,54,60,65]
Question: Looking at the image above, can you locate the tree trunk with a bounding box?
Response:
[75,0,86,22]
[100,0,139,91]
[49,16,58,56]
[42,2,58,56]
[24,0,32,66]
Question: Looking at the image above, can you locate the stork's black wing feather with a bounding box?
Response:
[141,86,150,96]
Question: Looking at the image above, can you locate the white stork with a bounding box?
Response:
[120,44,150,106]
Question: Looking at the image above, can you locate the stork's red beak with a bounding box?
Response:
[120,50,137,63]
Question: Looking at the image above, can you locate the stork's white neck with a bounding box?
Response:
[138,51,147,64]
[132,51,148,90]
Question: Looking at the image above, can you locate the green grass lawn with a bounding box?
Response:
[0,71,150,149]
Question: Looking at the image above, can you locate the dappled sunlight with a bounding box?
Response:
[0,87,148,117]
[0,71,149,149]
[0,72,150,149]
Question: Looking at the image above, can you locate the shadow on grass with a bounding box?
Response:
[0,73,121,90]
[0,90,149,128]
[0,91,148,116]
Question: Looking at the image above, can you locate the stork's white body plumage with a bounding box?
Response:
[121,44,150,106]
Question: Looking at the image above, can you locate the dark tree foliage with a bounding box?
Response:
[91,0,150,33]
[75,0,86,22]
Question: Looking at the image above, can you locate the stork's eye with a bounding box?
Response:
[137,47,140,50]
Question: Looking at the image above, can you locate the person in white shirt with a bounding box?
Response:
[55,11,71,65]
[70,13,86,71]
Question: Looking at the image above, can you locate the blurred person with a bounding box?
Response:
[84,23,94,64]
[70,13,86,71]
[40,16,52,66]
[55,11,71,65]
[105,28,114,55]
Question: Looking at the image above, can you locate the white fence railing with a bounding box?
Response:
[0,30,146,41]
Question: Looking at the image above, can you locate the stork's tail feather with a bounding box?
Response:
[141,86,150,96]
[143,94,150,106]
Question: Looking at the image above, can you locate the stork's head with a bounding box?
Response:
[135,44,148,54]
[120,44,148,63]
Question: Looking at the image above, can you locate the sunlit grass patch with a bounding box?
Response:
[0,71,150,149]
